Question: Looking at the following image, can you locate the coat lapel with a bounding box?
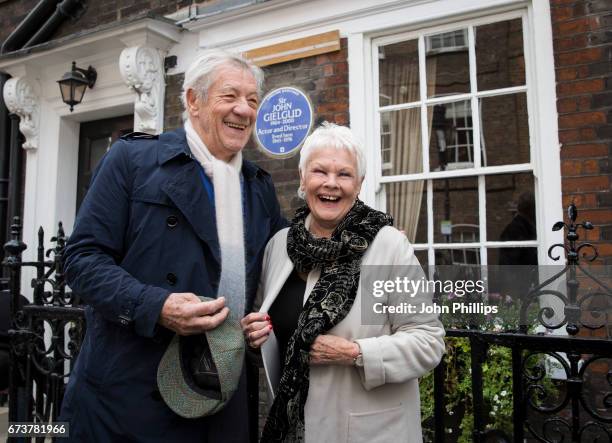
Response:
[161,160,221,265]
[259,235,294,313]
[259,230,293,399]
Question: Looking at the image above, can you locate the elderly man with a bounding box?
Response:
[59,51,285,442]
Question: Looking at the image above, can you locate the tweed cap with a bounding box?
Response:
[157,296,245,418]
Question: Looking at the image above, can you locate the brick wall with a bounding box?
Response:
[551,0,612,262]
[0,0,39,45]
[52,0,193,39]
[164,73,183,132]
[0,0,196,46]
[243,38,350,219]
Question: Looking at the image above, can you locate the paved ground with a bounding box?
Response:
[0,406,8,441]
[0,408,52,442]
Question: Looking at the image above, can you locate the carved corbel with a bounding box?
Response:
[120,46,165,134]
[2,77,40,150]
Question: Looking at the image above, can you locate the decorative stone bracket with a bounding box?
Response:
[119,46,165,135]
[2,77,40,150]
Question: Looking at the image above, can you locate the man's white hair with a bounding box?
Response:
[181,49,264,120]
[298,122,366,199]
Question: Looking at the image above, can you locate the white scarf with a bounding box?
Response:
[184,119,245,321]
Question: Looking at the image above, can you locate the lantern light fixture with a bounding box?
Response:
[57,61,97,112]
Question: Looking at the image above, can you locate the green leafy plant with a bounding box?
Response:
[420,338,514,442]
[419,287,548,442]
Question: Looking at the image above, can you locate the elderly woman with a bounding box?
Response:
[241,123,445,442]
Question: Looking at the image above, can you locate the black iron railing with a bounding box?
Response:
[3,218,84,434]
[431,204,611,442]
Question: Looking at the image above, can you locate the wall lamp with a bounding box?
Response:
[57,61,97,112]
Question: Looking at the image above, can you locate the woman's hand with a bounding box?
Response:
[310,334,360,365]
[240,312,272,349]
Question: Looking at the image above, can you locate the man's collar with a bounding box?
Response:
[241,160,258,180]
[158,128,192,165]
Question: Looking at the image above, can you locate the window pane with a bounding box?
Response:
[481,93,530,167]
[486,173,536,245]
[381,108,422,176]
[487,249,539,312]
[435,248,480,266]
[433,176,479,243]
[476,18,525,91]
[428,100,474,171]
[383,181,426,244]
[378,39,420,107]
[426,29,470,98]
[487,247,537,267]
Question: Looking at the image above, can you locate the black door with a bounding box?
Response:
[76,115,134,209]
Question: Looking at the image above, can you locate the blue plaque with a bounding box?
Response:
[255,87,314,158]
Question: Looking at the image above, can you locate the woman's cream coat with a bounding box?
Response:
[258,225,446,443]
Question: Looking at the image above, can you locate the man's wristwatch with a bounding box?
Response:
[352,343,363,367]
[353,352,364,367]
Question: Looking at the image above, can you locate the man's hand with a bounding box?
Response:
[240,312,272,348]
[159,293,229,335]
[310,334,360,365]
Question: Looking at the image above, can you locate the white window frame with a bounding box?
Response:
[379,94,394,172]
[354,2,563,267]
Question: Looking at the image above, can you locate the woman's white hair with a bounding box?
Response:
[298,122,366,199]
[181,49,264,120]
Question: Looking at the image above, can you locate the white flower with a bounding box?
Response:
[490,411,496,416]
[446,428,453,434]
[493,394,499,402]
[501,390,507,397]
[449,411,454,416]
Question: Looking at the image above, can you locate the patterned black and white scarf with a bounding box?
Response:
[261,199,392,442]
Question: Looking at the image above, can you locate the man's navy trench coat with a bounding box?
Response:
[59,128,285,442]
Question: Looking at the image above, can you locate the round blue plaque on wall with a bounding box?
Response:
[255,87,314,158]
